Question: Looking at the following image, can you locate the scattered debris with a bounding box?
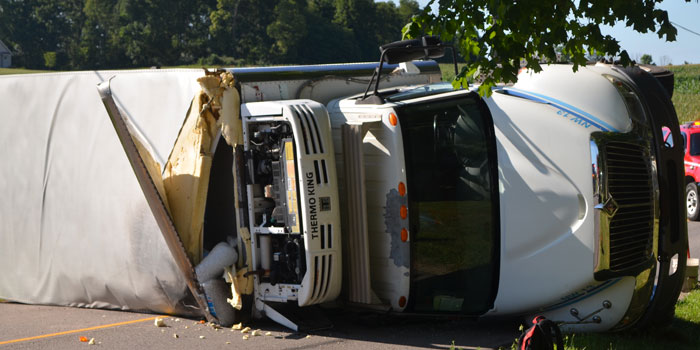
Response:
[306,335,312,339]
[173,334,179,338]
[174,318,181,322]
[154,317,166,327]
[251,329,261,337]
[79,336,89,342]
[242,335,249,340]
[88,338,95,345]
[265,331,272,336]
[226,341,231,344]
[184,326,189,329]
[199,335,206,339]
[231,323,242,330]
[199,320,206,324]
[241,326,251,334]
[160,329,165,333]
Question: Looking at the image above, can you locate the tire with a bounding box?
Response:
[687,182,699,221]
[202,279,252,327]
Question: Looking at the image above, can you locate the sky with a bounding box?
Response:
[378,0,699,64]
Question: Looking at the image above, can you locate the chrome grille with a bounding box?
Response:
[604,141,654,271]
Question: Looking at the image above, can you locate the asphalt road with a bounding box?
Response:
[0,302,519,350]
[2,221,698,350]
[690,220,700,259]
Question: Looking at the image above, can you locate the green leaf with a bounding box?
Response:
[401,22,414,39]
[478,82,494,97]
[489,30,497,40]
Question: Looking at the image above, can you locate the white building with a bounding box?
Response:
[0,40,12,68]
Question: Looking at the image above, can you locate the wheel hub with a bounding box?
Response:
[688,190,697,216]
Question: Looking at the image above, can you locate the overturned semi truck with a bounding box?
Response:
[0,38,688,332]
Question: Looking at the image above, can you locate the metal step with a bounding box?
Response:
[262,302,332,332]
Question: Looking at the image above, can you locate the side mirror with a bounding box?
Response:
[358,36,457,104]
[380,36,445,64]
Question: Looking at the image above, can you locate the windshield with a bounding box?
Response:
[397,94,499,315]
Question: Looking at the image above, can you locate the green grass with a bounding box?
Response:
[439,63,467,82]
[557,290,700,350]
[0,67,50,75]
[668,64,700,124]
[466,290,700,350]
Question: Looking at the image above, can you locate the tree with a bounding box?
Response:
[80,0,123,69]
[0,0,84,69]
[333,0,382,60]
[209,0,276,64]
[640,54,654,65]
[209,0,241,57]
[1,0,422,69]
[114,0,207,67]
[403,0,690,96]
[374,0,420,53]
[297,0,361,64]
[267,0,307,63]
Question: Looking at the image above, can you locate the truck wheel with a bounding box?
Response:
[687,182,699,221]
[202,279,252,327]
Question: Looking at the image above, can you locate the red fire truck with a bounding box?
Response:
[679,121,700,220]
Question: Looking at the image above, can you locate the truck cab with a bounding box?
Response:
[324,56,687,332]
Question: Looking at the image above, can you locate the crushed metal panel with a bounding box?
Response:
[162,92,217,264]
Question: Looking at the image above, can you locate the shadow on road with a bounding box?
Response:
[306,307,521,350]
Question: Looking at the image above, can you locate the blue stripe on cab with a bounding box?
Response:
[503,87,620,133]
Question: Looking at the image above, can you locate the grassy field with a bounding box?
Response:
[668,64,700,123]
[555,290,700,350]
[439,63,467,82]
[475,290,700,350]
[0,67,50,75]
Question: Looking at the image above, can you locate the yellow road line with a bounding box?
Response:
[0,316,165,346]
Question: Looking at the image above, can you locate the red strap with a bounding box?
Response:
[520,326,536,350]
